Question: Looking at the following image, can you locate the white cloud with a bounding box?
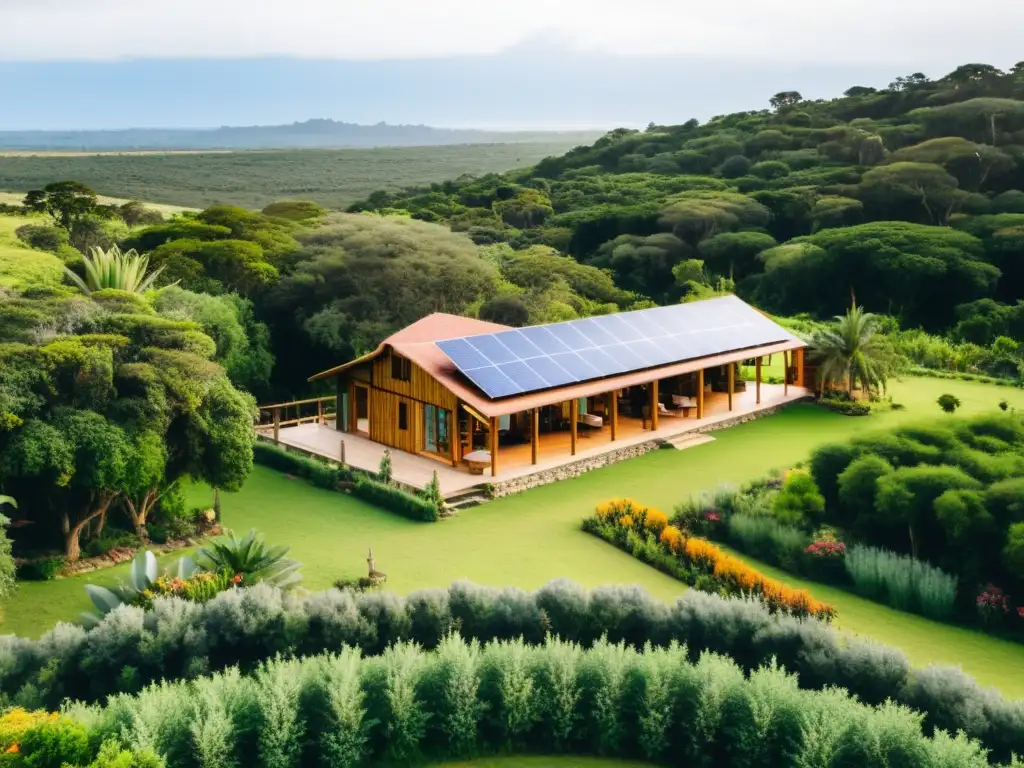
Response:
[2,0,1022,68]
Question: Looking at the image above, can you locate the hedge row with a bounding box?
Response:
[352,475,439,522]
[63,637,992,768]
[253,442,438,521]
[252,441,354,490]
[3,580,1024,760]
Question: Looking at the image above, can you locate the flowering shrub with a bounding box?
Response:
[133,569,235,610]
[805,540,846,558]
[0,708,90,765]
[977,584,1010,626]
[587,499,836,621]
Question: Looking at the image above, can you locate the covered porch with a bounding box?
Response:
[263,381,810,497]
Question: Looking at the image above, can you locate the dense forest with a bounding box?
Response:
[345,62,1024,349]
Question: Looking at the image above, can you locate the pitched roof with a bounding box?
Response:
[308,313,510,381]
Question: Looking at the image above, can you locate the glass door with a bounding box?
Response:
[423,405,451,455]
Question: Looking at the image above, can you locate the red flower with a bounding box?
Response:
[232,573,243,585]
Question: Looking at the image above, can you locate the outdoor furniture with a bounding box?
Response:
[658,402,688,418]
[579,413,603,428]
[464,449,491,475]
[672,395,697,409]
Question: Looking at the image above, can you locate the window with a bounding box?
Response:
[398,402,409,431]
[391,355,411,382]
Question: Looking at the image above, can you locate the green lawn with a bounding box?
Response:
[0,214,65,290]
[5,376,1024,695]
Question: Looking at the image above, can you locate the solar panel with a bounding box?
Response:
[435,296,797,399]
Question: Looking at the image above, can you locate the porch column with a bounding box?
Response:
[755,357,762,405]
[273,406,281,444]
[570,399,578,456]
[317,399,324,425]
[697,369,705,419]
[490,416,499,478]
[610,391,618,441]
[784,351,790,396]
[450,408,458,468]
[727,365,734,411]
[532,408,539,465]
[650,380,660,431]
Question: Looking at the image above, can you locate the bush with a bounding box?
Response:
[770,471,825,526]
[845,545,957,620]
[6,579,1024,761]
[252,441,352,489]
[726,513,809,572]
[16,557,65,582]
[819,397,872,415]
[59,637,985,768]
[938,393,963,414]
[352,475,439,522]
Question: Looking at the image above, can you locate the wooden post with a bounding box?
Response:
[532,408,539,465]
[339,439,346,465]
[727,365,734,411]
[784,351,789,396]
[610,392,618,441]
[755,357,762,405]
[450,410,458,468]
[490,416,499,478]
[570,399,578,456]
[273,406,281,443]
[651,380,660,431]
[317,399,324,425]
[697,369,705,419]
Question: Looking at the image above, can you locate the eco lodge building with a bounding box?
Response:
[263,296,811,496]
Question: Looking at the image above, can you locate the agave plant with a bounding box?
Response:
[197,529,302,590]
[64,244,169,294]
[81,550,199,627]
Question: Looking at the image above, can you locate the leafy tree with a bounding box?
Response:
[479,295,530,326]
[15,223,70,253]
[811,305,889,395]
[934,488,995,551]
[769,91,803,110]
[858,162,963,225]
[493,188,554,228]
[658,192,770,246]
[148,238,278,295]
[23,181,98,229]
[874,465,981,558]
[697,231,776,281]
[836,454,894,529]
[888,137,1013,191]
[810,197,863,231]
[937,393,962,414]
[118,200,163,227]
[750,160,791,180]
[591,232,690,300]
[719,155,752,179]
[0,503,15,614]
[65,245,168,295]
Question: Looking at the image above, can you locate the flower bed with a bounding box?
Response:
[586,498,836,621]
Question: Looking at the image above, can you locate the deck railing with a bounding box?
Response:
[256,396,337,442]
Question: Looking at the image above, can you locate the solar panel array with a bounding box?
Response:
[436,295,797,399]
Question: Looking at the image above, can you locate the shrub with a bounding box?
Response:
[938,393,962,414]
[16,557,65,582]
[819,397,871,415]
[726,513,809,572]
[352,475,439,522]
[770,471,825,526]
[59,637,984,768]
[845,545,957,620]
[588,500,834,620]
[252,441,351,489]
[5,579,1024,761]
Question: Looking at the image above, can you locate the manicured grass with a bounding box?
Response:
[5,376,1024,696]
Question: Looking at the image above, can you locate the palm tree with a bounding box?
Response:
[64,245,168,294]
[811,305,888,396]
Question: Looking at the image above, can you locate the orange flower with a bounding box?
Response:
[620,515,635,530]
[643,508,669,535]
[659,525,684,553]
[5,743,18,754]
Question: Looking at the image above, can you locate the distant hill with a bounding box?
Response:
[0,120,603,151]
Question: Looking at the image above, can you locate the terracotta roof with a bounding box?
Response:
[309,303,807,419]
[308,313,509,380]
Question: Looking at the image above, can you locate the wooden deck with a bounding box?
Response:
[264,384,810,497]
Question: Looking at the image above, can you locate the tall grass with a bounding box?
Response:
[845,545,957,620]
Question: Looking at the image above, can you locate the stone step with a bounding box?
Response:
[667,433,716,451]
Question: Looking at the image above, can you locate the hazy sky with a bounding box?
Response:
[2,0,1022,68]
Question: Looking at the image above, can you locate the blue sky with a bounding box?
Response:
[1,0,1020,130]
